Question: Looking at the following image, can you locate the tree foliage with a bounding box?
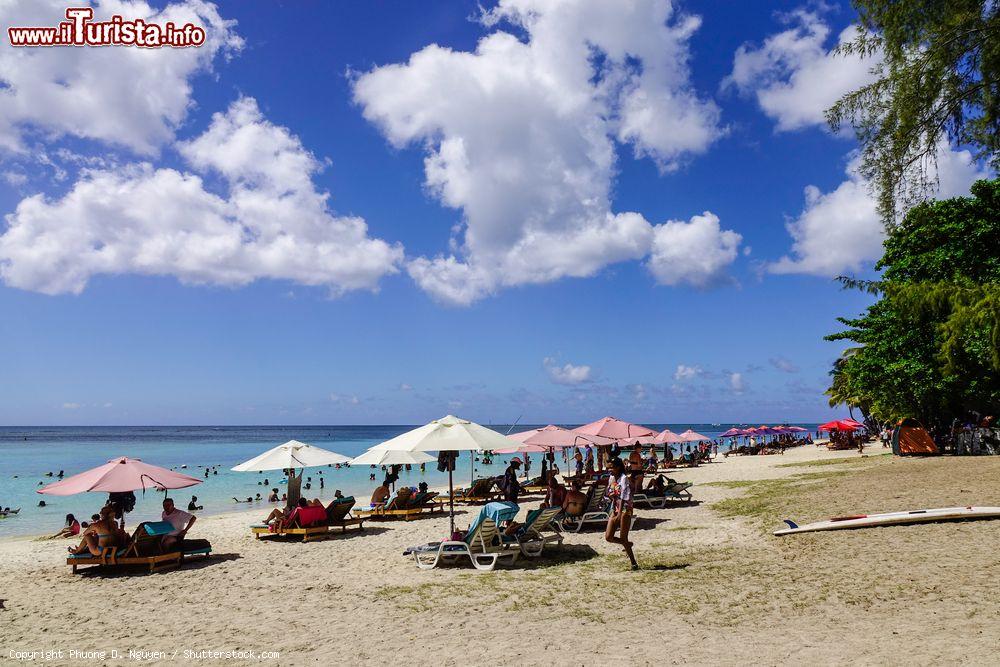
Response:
[826,179,1000,428]
[829,0,1000,223]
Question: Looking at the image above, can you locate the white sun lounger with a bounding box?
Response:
[504,506,564,557]
[412,517,519,572]
[559,481,610,533]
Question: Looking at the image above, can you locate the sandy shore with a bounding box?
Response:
[1,444,998,666]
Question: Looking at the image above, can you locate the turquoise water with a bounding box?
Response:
[0,424,818,537]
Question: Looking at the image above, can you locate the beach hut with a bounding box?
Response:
[891,419,939,456]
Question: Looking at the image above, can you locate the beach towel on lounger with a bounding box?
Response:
[404,501,519,555]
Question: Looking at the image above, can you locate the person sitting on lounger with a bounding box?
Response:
[562,479,587,517]
[541,475,566,509]
[46,513,80,540]
[370,483,391,508]
[161,498,197,551]
[262,497,308,528]
[68,506,117,556]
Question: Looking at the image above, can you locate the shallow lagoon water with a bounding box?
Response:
[0,424,816,537]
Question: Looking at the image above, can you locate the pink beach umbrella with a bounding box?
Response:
[494,442,549,454]
[507,425,614,449]
[679,429,711,442]
[574,417,656,441]
[654,429,687,444]
[718,427,746,438]
[38,457,203,496]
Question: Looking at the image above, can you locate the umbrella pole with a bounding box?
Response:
[448,465,455,536]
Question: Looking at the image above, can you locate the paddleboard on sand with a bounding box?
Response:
[774,506,1000,536]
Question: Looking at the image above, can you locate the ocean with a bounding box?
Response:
[0,423,818,537]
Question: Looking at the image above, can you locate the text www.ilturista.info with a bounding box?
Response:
[8,7,205,48]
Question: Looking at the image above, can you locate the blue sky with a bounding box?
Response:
[0,1,987,425]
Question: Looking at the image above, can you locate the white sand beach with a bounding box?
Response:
[2,444,998,666]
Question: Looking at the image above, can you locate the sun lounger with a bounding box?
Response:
[251,499,364,541]
[356,491,444,521]
[67,521,211,574]
[634,480,693,508]
[453,477,501,504]
[502,506,564,557]
[412,515,519,571]
[558,481,610,532]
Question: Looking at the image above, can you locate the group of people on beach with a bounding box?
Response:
[59,497,197,557]
[493,444,676,569]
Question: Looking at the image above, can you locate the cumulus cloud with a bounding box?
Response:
[0,0,242,154]
[770,146,989,276]
[673,364,702,381]
[722,9,878,132]
[329,393,361,405]
[354,0,734,304]
[647,212,742,287]
[769,357,799,373]
[0,97,403,295]
[62,402,81,410]
[543,357,592,385]
[729,372,746,394]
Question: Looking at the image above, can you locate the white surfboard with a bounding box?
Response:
[774,506,1000,536]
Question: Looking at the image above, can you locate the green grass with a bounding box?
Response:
[776,453,892,469]
[709,470,855,522]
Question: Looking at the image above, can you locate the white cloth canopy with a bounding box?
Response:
[231,440,351,472]
[372,415,510,535]
[373,415,510,453]
[349,448,435,466]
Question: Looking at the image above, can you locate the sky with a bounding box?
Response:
[0,0,990,426]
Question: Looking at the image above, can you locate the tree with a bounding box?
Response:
[826,179,1000,428]
[829,0,1000,224]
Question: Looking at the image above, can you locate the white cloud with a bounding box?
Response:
[723,9,878,132]
[770,146,989,276]
[769,357,799,373]
[729,372,746,394]
[673,364,702,381]
[647,212,742,287]
[62,402,80,409]
[398,383,413,392]
[354,0,731,304]
[329,393,361,405]
[0,0,242,154]
[543,357,592,385]
[0,97,403,295]
[627,383,647,403]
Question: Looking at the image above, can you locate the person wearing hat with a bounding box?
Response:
[501,457,523,503]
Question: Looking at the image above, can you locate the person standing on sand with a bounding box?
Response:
[501,457,522,502]
[605,458,638,570]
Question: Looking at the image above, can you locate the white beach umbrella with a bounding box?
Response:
[231,440,351,472]
[350,448,435,467]
[372,415,512,533]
